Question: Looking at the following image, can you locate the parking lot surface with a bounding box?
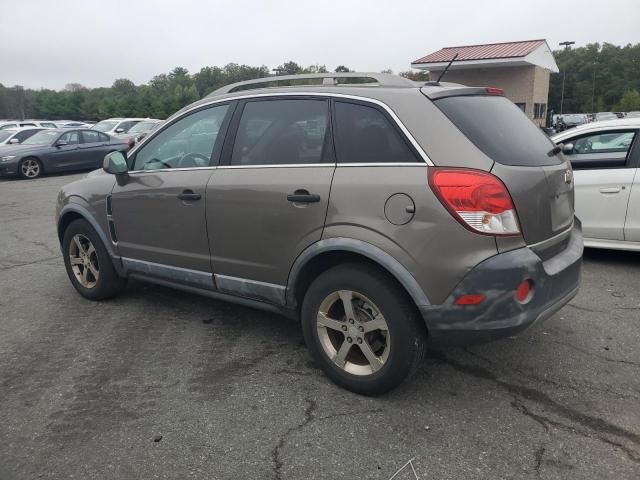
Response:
[1,173,639,479]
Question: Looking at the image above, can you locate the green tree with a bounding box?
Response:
[618,89,640,111]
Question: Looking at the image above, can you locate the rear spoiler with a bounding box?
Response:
[421,86,504,101]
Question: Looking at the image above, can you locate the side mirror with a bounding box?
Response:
[562,143,574,154]
[8,138,19,144]
[103,151,128,175]
[115,128,125,134]
[55,140,68,147]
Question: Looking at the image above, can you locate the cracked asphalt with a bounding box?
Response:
[1,172,639,480]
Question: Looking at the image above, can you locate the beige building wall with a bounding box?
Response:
[433,65,551,126]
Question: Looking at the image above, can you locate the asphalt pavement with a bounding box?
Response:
[1,172,639,479]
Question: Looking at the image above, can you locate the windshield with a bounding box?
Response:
[0,131,14,142]
[595,113,617,121]
[127,121,158,134]
[22,130,59,145]
[92,120,118,132]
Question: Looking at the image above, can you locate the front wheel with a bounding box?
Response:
[62,219,126,300]
[19,157,42,179]
[301,263,426,395]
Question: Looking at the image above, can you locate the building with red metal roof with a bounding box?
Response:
[412,40,559,126]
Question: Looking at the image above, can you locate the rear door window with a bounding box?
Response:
[230,99,329,166]
[59,131,80,145]
[434,95,560,166]
[81,130,103,144]
[333,101,418,163]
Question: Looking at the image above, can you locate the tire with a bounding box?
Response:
[62,218,127,300]
[18,157,43,179]
[301,263,426,395]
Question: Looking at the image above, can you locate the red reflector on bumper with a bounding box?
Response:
[455,294,485,306]
[515,279,533,303]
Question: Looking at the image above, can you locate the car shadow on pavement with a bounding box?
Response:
[583,247,640,266]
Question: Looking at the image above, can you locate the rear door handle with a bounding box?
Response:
[287,190,320,203]
[599,187,621,194]
[178,190,202,201]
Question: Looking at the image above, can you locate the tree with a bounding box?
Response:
[618,89,640,111]
[334,65,351,72]
[550,42,640,113]
[275,61,303,75]
[399,70,430,81]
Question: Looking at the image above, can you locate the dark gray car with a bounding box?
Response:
[0,128,129,179]
[55,73,583,395]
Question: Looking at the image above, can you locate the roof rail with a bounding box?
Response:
[208,72,416,96]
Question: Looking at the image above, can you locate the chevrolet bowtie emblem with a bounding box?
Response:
[564,169,573,184]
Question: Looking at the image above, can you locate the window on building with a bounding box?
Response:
[534,103,547,119]
[514,103,526,112]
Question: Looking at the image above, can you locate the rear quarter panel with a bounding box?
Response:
[324,164,498,304]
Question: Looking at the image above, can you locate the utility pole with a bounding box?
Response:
[559,41,575,114]
[591,61,597,113]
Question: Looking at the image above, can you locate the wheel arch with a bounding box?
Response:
[286,238,431,313]
[57,204,124,275]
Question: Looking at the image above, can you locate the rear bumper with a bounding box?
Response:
[421,221,583,347]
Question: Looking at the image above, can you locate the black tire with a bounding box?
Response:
[18,157,43,179]
[62,218,127,300]
[301,263,426,395]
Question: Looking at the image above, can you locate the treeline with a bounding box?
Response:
[549,42,640,113]
[0,61,427,121]
[3,43,638,121]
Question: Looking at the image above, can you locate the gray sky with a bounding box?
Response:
[1,0,638,90]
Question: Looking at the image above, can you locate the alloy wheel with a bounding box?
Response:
[316,290,390,376]
[68,234,99,288]
[21,159,40,178]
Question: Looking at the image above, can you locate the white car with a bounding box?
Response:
[0,120,57,130]
[0,127,47,145]
[91,118,145,135]
[552,118,640,251]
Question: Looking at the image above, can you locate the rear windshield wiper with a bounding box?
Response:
[547,144,562,157]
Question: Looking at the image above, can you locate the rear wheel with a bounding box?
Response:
[19,157,42,179]
[301,263,426,395]
[62,219,126,300]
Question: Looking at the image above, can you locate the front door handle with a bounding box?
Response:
[178,190,202,201]
[287,189,320,203]
[599,187,621,194]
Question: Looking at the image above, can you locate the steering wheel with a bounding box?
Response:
[143,158,172,170]
[178,152,210,168]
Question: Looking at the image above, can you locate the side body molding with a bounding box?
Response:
[286,238,431,308]
[57,203,125,276]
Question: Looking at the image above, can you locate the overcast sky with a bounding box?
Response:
[1,0,638,90]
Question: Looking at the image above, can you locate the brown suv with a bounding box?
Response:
[56,73,583,395]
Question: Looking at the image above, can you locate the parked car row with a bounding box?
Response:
[0,117,164,179]
[552,111,640,132]
[0,128,130,179]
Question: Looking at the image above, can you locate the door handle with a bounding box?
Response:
[599,187,621,194]
[178,190,202,201]
[287,190,320,203]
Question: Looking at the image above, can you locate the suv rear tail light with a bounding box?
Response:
[428,168,520,236]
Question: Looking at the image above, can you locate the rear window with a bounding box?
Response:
[435,95,560,166]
